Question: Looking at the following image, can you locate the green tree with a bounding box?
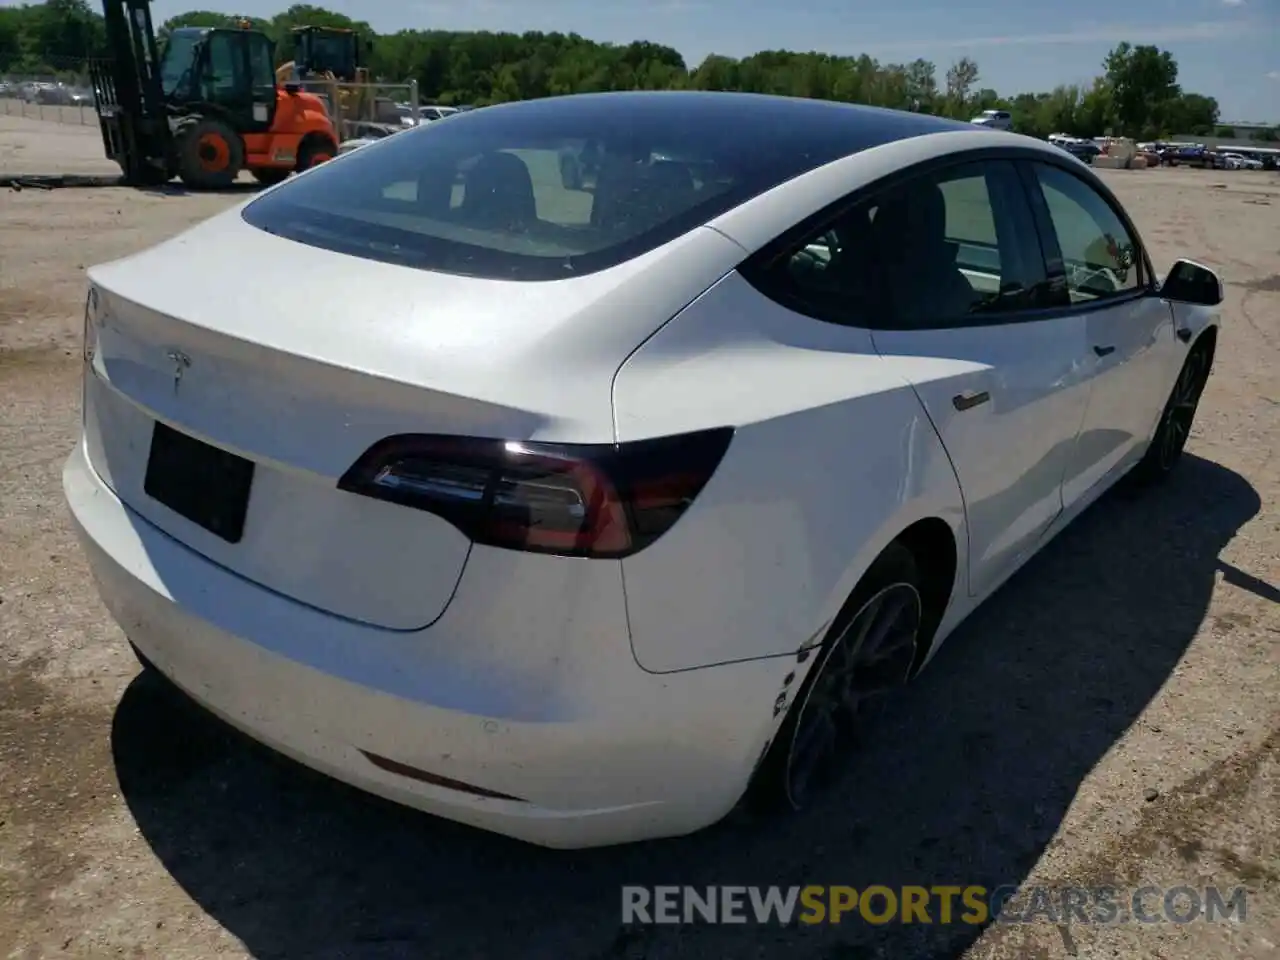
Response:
[0,0,1226,138]
[1103,42,1180,139]
[943,56,979,115]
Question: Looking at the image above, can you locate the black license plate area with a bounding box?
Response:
[143,422,254,544]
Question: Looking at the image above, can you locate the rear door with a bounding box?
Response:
[1021,160,1178,505]
[866,159,1096,598]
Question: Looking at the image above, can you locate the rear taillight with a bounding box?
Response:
[337,428,734,558]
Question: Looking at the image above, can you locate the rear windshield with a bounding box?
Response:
[241,94,888,281]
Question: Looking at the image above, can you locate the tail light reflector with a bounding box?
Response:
[337,428,734,558]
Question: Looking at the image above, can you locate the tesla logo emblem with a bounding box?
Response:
[166,350,191,392]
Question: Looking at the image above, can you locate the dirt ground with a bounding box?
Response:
[0,111,120,178]
[1,113,1277,959]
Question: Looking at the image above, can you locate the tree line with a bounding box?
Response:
[0,0,1242,141]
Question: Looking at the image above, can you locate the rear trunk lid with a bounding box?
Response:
[83,207,742,629]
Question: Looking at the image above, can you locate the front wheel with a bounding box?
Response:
[174,117,243,190]
[296,137,336,172]
[1130,344,1211,486]
[746,543,922,814]
[250,167,290,186]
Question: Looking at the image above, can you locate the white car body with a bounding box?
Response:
[1221,153,1261,170]
[970,109,1013,131]
[64,93,1222,849]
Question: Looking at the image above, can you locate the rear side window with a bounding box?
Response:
[242,97,888,281]
[745,160,1053,329]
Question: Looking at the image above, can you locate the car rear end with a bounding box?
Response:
[64,94,877,846]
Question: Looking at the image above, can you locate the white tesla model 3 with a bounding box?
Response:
[64,91,1224,849]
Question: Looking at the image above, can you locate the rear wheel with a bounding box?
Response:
[746,543,922,814]
[250,167,290,186]
[174,118,244,190]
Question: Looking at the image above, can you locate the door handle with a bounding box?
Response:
[1093,344,1116,357]
[952,390,990,411]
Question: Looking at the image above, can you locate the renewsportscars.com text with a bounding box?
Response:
[621,884,1248,926]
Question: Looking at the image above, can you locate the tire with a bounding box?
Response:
[745,542,923,815]
[296,135,336,172]
[174,117,244,190]
[1129,341,1212,486]
[250,167,290,186]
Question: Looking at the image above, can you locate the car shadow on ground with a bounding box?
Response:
[111,453,1260,960]
[136,182,264,198]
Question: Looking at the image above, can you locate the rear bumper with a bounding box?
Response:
[64,439,790,848]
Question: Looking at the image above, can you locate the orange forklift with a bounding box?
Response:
[90,1,340,188]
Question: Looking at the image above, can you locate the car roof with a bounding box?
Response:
[466,90,978,155]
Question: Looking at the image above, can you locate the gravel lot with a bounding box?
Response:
[0,111,119,178]
[1,114,1277,959]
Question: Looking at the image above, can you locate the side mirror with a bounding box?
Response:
[1160,259,1223,307]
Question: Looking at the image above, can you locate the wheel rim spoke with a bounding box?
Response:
[785,583,921,806]
[1157,355,1205,470]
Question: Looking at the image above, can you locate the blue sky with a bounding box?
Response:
[13,0,1279,120]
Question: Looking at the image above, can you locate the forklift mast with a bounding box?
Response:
[91,0,172,184]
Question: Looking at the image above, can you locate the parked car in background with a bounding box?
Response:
[1175,145,1219,169]
[338,121,404,154]
[395,103,460,127]
[15,82,92,106]
[66,91,1224,849]
[1135,143,1162,167]
[969,109,1012,130]
[1221,153,1262,170]
[1049,136,1101,162]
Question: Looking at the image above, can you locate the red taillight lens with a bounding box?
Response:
[337,428,734,558]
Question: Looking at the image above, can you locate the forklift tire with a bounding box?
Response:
[250,167,290,186]
[175,118,244,190]
[296,135,337,172]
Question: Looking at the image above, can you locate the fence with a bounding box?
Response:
[2,75,425,142]
[1,76,98,125]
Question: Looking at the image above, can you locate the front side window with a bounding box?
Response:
[201,32,243,102]
[247,33,276,91]
[1030,163,1142,303]
[241,97,892,281]
[159,31,200,97]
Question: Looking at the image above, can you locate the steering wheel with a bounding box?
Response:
[1067,262,1118,295]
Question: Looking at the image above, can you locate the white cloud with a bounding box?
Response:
[1220,0,1245,7]
[1268,70,1280,80]
[865,19,1251,52]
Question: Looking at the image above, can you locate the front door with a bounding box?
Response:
[197,31,276,132]
[866,160,1096,598]
[1023,161,1180,505]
